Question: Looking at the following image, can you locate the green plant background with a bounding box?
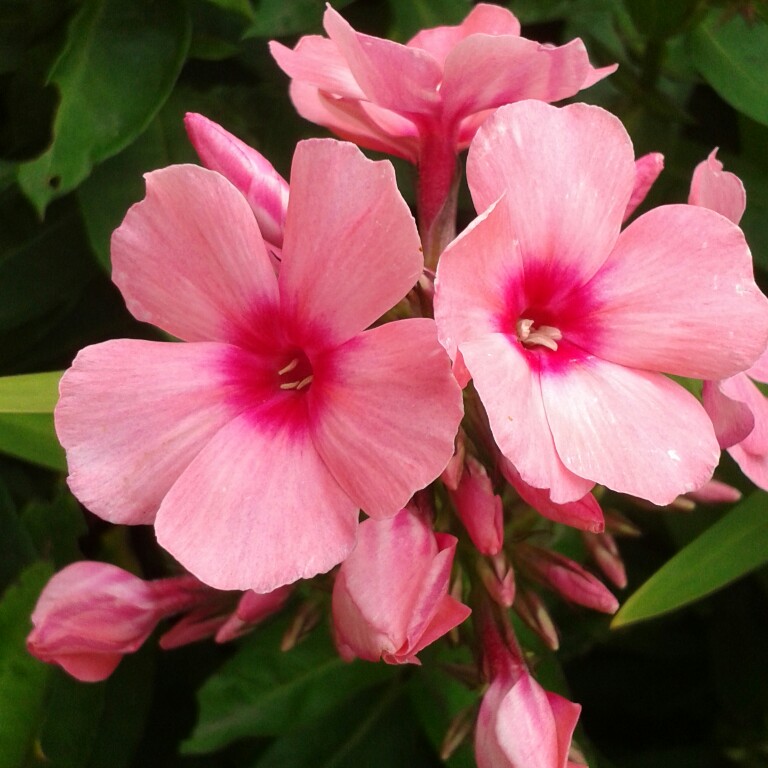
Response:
[1,1,767,766]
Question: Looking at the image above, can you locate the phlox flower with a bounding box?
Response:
[55,138,463,592]
[691,150,768,490]
[435,101,768,505]
[332,506,470,664]
[270,4,614,247]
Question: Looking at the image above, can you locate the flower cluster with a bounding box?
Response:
[27,5,768,767]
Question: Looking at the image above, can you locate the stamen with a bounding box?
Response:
[278,358,299,375]
[280,380,299,390]
[516,318,562,352]
[296,375,313,390]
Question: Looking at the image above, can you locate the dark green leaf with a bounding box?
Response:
[21,490,86,568]
[0,485,36,593]
[246,0,355,37]
[198,0,256,22]
[0,414,66,471]
[0,561,54,768]
[183,619,393,754]
[689,11,768,127]
[17,0,191,214]
[613,491,768,627]
[0,371,62,414]
[623,0,698,39]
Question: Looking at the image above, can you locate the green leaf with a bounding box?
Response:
[183,619,393,754]
[246,0,355,37]
[198,0,256,22]
[612,491,768,627]
[0,561,54,768]
[21,490,86,568]
[17,0,191,214]
[0,485,36,593]
[0,413,65,471]
[623,0,698,39]
[388,0,471,40]
[0,371,62,413]
[689,11,768,127]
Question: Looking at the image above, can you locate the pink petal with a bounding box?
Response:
[582,204,768,379]
[408,4,521,66]
[541,357,720,504]
[746,347,768,383]
[702,377,755,448]
[460,333,594,504]
[721,374,768,455]
[155,411,358,592]
[546,692,582,768]
[728,441,768,491]
[184,113,289,247]
[623,152,664,221]
[279,140,422,349]
[501,459,605,533]
[286,81,420,162]
[688,148,746,224]
[311,318,463,518]
[442,37,604,127]
[451,455,504,555]
[467,101,635,287]
[55,340,241,525]
[323,6,442,115]
[111,165,278,343]
[269,35,367,100]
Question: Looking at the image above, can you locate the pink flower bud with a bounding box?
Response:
[684,479,742,505]
[450,455,503,555]
[184,112,289,247]
[478,553,516,608]
[517,544,619,615]
[27,562,173,682]
[581,531,627,589]
[623,152,664,221]
[332,507,471,664]
[514,589,559,651]
[215,586,292,643]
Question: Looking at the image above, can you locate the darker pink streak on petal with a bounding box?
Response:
[689,149,746,225]
[442,37,598,126]
[279,140,422,349]
[702,377,755,448]
[541,357,720,504]
[311,318,462,518]
[111,165,278,343]
[623,152,664,221]
[501,459,604,533]
[468,102,635,288]
[55,339,242,525]
[582,205,768,379]
[409,4,520,65]
[460,334,594,504]
[323,6,442,115]
[155,411,358,592]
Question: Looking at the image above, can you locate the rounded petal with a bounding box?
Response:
[688,148,746,225]
[467,101,635,288]
[461,333,594,504]
[443,37,599,126]
[279,140,423,348]
[55,339,243,525]
[311,318,463,518]
[323,6,442,114]
[702,376,755,449]
[155,411,359,592]
[111,165,278,343]
[623,152,664,221]
[581,205,768,379]
[541,357,720,504]
[721,374,768,455]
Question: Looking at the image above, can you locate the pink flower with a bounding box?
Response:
[332,506,471,664]
[27,562,206,682]
[434,101,768,505]
[270,4,614,249]
[55,139,463,592]
[476,614,581,768]
[689,151,768,490]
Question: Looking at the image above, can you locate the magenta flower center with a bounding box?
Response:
[515,317,562,352]
[277,351,314,391]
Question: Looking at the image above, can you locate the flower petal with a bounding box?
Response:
[55,340,242,525]
[279,140,423,348]
[702,377,755,448]
[111,165,278,343]
[541,357,720,504]
[323,6,442,114]
[623,152,664,221]
[581,204,768,379]
[467,101,635,287]
[688,148,746,224]
[460,333,594,504]
[155,411,358,592]
[311,318,463,518]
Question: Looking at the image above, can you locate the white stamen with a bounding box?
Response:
[516,318,562,352]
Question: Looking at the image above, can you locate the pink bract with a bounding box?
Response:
[55,137,463,592]
[434,101,768,505]
[332,506,471,664]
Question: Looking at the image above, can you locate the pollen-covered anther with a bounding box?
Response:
[516,318,562,352]
[278,358,299,375]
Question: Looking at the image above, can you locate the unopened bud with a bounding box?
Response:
[478,553,515,607]
[440,705,477,761]
[514,589,559,651]
[281,601,322,651]
[582,531,627,590]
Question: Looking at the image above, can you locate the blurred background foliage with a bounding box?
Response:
[0,0,767,766]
